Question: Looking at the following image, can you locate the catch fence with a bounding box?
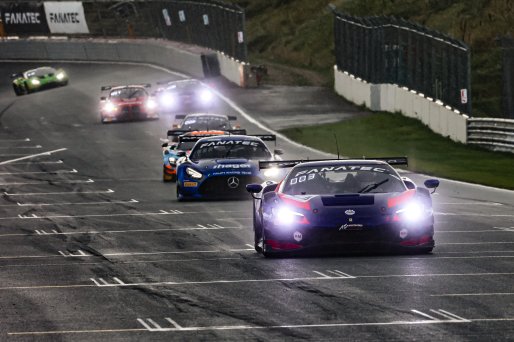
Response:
[333,11,471,114]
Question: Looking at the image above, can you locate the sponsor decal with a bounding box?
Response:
[293,231,302,242]
[339,223,363,231]
[43,2,89,34]
[199,140,258,148]
[294,165,390,178]
[227,177,240,189]
[289,173,315,185]
[0,3,49,34]
[183,181,198,187]
[399,229,408,239]
[162,9,171,26]
[213,164,251,169]
[345,209,355,216]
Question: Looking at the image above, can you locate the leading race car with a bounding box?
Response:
[155,79,217,114]
[162,129,246,182]
[11,66,68,96]
[246,158,440,257]
[176,134,284,200]
[99,84,159,123]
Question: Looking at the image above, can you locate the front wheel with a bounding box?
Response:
[13,84,24,96]
[176,185,183,201]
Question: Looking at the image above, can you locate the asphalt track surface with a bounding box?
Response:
[0,62,513,341]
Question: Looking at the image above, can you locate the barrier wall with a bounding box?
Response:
[0,38,238,81]
[334,66,468,143]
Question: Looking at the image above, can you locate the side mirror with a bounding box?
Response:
[176,151,186,157]
[11,73,21,79]
[246,183,263,194]
[424,179,439,193]
[100,96,106,101]
[274,149,284,156]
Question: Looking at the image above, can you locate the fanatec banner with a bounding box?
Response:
[43,1,89,34]
[0,2,50,35]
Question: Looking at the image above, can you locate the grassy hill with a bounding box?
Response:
[229,0,514,117]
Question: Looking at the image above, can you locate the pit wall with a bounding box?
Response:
[334,66,468,143]
[0,38,249,86]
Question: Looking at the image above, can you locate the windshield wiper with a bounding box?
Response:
[358,178,389,193]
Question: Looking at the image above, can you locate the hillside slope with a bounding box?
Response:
[230,0,514,117]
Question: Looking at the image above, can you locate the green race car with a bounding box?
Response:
[11,67,68,96]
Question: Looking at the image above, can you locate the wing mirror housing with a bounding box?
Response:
[176,151,186,157]
[424,179,439,193]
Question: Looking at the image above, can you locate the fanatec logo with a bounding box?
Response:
[345,209,355,216]
[227,177,240,189]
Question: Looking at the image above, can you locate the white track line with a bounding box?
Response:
[4,188,114,196]
[0,168,77,175]
[16,199,138,207]
[0,178,93,186]
[0,148,67,165]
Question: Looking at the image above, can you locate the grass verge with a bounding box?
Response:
[280,112,514,190]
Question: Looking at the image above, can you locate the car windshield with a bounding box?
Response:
[181,116,230,130]
[25,67,56,78]
[177,141,196,151]
[110,88,146,99]
[282,164,406,195]
[189,139,271,160]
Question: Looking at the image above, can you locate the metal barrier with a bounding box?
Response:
[333,11,471,114]
[467,118,514,153]
[0,0,247,61]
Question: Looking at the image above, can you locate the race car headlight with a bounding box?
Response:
[56,72,65,80]
[273,207,308,226]
[264,167,280,178]
[395,202,430,222]
[186,167,202,179]
[145,99,157,110]
[160,93,176,107]
[31,78,40,85]
[168,157,177,165]
[103,101,117,113]
[199,89,213,103]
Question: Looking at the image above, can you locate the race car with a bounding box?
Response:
[176,134,284,200]
[11,66,68,96]
[246,157,440,257]
[171,113,240,133]
[155,79,217,114]
[162,129,246,182]
[99,84,159,123]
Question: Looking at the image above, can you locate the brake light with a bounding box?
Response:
[278,193,311,210]
[387,190,415,208]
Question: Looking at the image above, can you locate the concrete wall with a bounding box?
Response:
[0,38,245,84]
[334,66,468,143]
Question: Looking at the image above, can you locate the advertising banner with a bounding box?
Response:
[0,2,49,35]
[43,1,89,34]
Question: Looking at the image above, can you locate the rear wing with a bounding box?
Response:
[175,130,248,142]
[168,129,247,138]
[101,83,151,91]
[251,134,276,142]
[259,157,408,169]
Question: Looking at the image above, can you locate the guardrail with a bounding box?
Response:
[467,118,514,153]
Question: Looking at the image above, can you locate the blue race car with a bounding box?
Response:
[176,135,284,200]
[162,129,246,182]
[246,158,440,257]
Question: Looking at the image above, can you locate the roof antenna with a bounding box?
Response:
[334,133,340,160]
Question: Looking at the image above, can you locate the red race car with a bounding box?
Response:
[99,84,159,123]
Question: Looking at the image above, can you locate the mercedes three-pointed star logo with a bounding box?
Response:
[227,176,240,189]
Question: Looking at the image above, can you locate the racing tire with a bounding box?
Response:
[163,171,175,182]
[253,213,263,253]
[417,247,434,254]
[176,185,184,202]
[13,84,23,96]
